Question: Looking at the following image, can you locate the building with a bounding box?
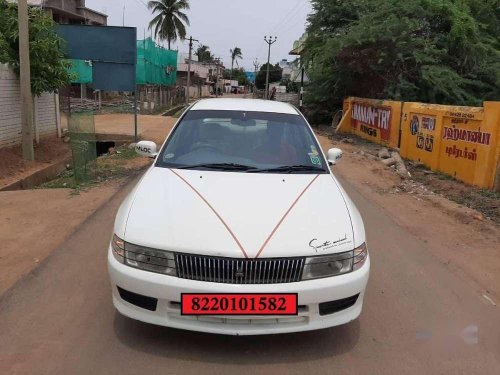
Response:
[289,32,310,84]
[279,59,294,80]
[24,0,107,25]
[177,53,226,97]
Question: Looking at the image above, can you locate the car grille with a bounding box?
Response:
[175,254,305,284]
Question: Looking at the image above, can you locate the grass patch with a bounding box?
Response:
[477,189,500,199]
[436,172,454,181]
[39,145,140,193]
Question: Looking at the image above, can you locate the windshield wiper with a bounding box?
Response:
[176,163,258,171]
[248,165,327,174]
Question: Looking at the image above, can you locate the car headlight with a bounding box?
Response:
[302,243,368,280]
[111,235,177,276]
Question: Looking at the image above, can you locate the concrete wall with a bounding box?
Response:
[0,65,58,148]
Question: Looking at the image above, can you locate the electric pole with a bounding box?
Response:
[299,65,305,111]
[18,0,34,161]
[214,57,221,97]
[186,36,199,105]
[264,36,277,100]
[253,58,260,98]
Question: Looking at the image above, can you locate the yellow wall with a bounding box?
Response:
[400,102,500,189]
[337,97,402,148]
[337,98,500,190]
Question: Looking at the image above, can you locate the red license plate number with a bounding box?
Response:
[181,293,298,315]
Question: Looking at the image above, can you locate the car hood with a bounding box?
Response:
[122,167,355,259]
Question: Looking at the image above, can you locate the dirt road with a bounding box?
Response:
[1,113,499,374]
[1,172,499,374]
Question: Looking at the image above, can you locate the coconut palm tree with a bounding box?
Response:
[148,0,190,50]
[229,47,242,84]
[196,45,214,63]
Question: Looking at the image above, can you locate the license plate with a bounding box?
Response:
[181,293,298,315]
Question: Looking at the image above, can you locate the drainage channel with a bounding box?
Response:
[1,135,135,192]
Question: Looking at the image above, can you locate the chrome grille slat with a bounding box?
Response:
[174,254,305,284]
[284,259,289,283]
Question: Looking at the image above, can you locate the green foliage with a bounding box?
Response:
[148,0,190,50]
[223,67,249,86]
[255,63,283,89]
[195,44,213,63]
[304,0,500,116]
[0,0,72,96]
[281,78,299,93]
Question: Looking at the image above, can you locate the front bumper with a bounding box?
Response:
[108,247,370,335]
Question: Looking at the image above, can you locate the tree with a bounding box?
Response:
[148,0,190,50]
[229,46,242,82]
[304,0,500,121]
[281,78,299,93]
[195,44,213,63]
[255,63,282,90]
[0,0,71,95]
[223,68,249,86]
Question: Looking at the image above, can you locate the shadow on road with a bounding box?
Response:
[113,312,360,365]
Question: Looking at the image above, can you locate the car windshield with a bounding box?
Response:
[156,110,328,174]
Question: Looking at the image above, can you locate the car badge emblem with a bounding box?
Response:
[235,267,245,278]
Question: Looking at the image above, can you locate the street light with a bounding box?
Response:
[264,36,277,100]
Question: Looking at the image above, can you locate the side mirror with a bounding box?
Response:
[135,141,158,158]
[327,148,343,165]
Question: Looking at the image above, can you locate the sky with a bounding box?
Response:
[85,0,312,70]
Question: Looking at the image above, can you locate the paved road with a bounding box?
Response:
[1,175,499,375]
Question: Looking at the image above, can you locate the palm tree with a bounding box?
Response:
[229,47,242,85]
[196,45,214,63]
[148,0,190,50]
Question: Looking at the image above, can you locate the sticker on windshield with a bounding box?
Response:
[165,153,175,159]
[310,145,319,155]
[309,153,322,166]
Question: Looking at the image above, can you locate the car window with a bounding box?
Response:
[156,110,328,173]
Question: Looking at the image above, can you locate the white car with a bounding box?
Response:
[108,98,370,335]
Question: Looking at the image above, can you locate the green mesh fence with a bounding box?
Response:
[137,38,178,86]
[68,111,97,182]
[68,59,93,84]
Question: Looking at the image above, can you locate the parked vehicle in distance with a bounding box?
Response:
[108,98,370,335]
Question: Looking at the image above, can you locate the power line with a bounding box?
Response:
[132,0,148,9]
[269,0,303,35]
[279,2,310,34]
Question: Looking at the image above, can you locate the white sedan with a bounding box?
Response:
[108,98,370,335]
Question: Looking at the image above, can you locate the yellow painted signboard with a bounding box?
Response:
[400,102,499,189]
[337,98,500,190]
[338,97,402,148]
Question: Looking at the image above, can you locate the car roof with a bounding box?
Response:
[190,98,299,115]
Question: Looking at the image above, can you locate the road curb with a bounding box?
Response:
[0,157,72,192]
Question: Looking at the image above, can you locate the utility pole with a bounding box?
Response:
[214,58,220,97]
[186,36,199,105]
[299,64,306,111]
[18,0,34,161]
[253,58,260,98]
[264,36,277,100]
